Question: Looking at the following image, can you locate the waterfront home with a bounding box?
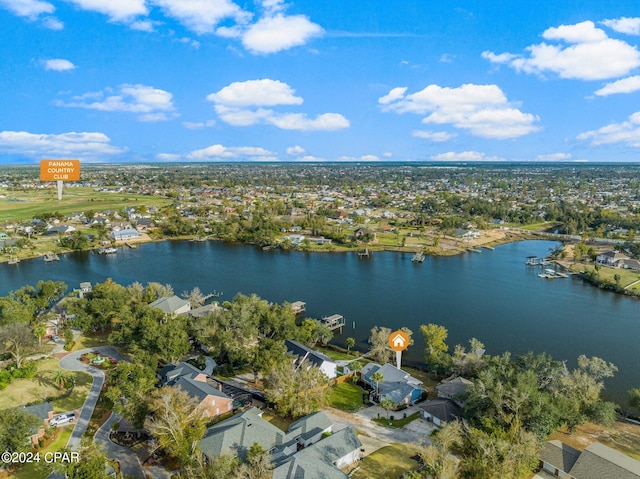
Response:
[436,377,473,408]
[419,398,463,427]
[285,339,337,379]
[199,408,361,479]
[539,440,640,479]
[596,250,630,267]
[360,363,424,406]
[159,362,233,418]
[149,295,191,317]
[110,228,141,241]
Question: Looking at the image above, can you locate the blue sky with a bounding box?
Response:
[2,1,640,163]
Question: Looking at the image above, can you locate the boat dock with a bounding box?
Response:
[43,252,59,262]
[321,314,345,332]
[538,268,569,279]
[411,251,425,263]
[526,256,550,266]
[8,256,19,264]
[125,242,137,249]
[290,301,306,315]
[357,248,370,259]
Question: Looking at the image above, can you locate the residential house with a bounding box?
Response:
[436,377,473,408]
[20,402,54,445]
[539,440,640,479]
[149,295,191,317]
[111,228,141,241]
[419,398,463,427]
[43,225,76,236]
[158,362,233,418]
[199,408,361,479]
[360,363,424,406]
[353,227,376,242]
[596,250,630,267]
[285,339,337,379]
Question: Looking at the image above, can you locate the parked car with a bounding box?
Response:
[52,335,60,343]
[50,413,75,426]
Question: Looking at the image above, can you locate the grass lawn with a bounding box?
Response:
[317,346,361,362]
[351,443,419,479]
[402,366,440,390]
[0,187,171,222]
[261,410,296,432]
[70,331,111,350]
[569,263,640,291]
[0,358,92,412]
[326,382,365,412]
[6,428,73,479]
[373,412,420,429]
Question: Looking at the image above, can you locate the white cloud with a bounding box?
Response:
[55,84,177,122]
[412,130,456,142]
[188,143,274,160]
[42,16,63,29]
[287,145,306,155]
[152,0,251,35]
[242,13,323,54]
[594,75,640,96]
[267,112,349,131]
[0,130,125,158]
[130,20,156,32]
[338,155,380,162]
[378,87,408,105]
[207,79,303,107]
[0,0,53,18]
[439,53,455,63]
[431,151,502,161]
[208,79,349,131]
[156,153,182,161]
[577,112,640,147]
[174,36,201,48]
[42,59,76,71]
[536,153,572,161]
[383,152,393,158]
[182,120,216,130]
[602,17,640,35]
[483,21,640,80]
[67,0,147,21]
[380,83,539,139]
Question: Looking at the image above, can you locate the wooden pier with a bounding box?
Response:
[321,314,345,332]
[526,256,550,266]
[411,251,425,263]
[202,290,223,302]
[290,301,306,315]
[358,248,370,259]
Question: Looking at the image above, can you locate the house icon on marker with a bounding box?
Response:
[388,330,409,351]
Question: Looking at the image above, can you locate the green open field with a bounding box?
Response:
[0,357,92,412]
[569,263,640,293]
[351,443,419,479]
[0,186,170,222]
[326,382,365,412]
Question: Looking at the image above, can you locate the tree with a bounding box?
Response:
[146,387,208,467]
[420,323,450,373]
[32,321,47,347]
[263,360,329,418]
[0,322,36,368]
[250,339,287,384]
[380,396,395,419]
[104,361,156,428]
[368,326,392,364]
[629,388,640,412]
[243,443,274,479]
[182,287,205,308]
[370,371,384,398]
[345,337,355,353]
[64,444,111,479]
[53,368,74,390]
[0,408,40,454]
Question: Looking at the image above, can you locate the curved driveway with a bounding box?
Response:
[59,346,124,451]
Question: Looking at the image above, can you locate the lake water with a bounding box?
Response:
[1,240,638,403]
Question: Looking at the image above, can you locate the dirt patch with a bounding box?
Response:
[549,420,640,460]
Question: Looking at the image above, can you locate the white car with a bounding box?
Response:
[50,413,75,426]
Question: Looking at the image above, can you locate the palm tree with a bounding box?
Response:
[380,396,395,419]
[345,337,355,354]
[53,369,72,390]
[370,371,384,399]
[32,322,47,348]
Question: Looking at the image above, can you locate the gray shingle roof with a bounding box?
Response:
[436,377,473,398]
[158,361,203,385]
[21,402,53,421]
[173,376,230,403]
[540,440,581,473]
[288,411,332,443]
[285,340,335,370]
[570,442,640,479]
[149,295,189,314]
[419,398,463,423]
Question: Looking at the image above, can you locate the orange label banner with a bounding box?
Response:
[40,160,80,181]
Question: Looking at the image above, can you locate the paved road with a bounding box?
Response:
[59,347,124,450]
[94,412,145,478]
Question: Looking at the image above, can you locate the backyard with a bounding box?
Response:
[350,443,419,479]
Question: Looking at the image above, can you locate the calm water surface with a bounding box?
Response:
[1,240,638,403]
